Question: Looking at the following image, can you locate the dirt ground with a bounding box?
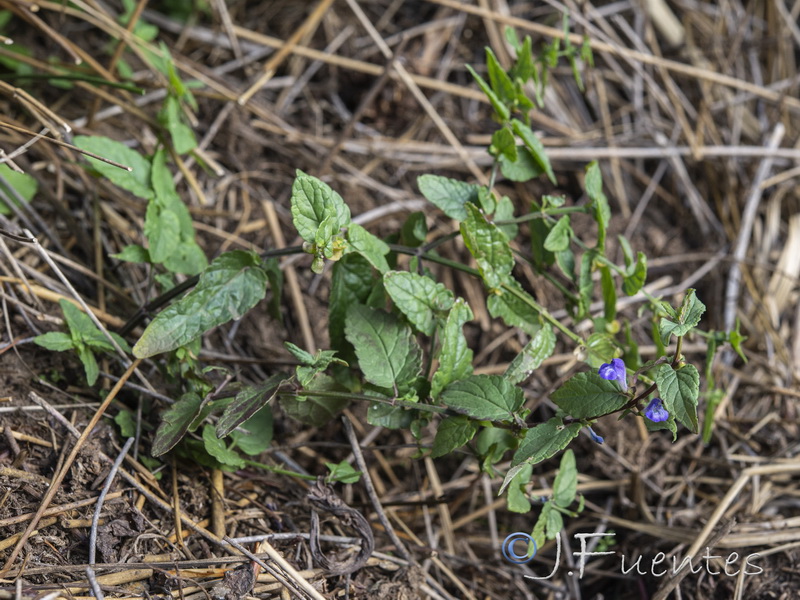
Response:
[1,1,800,599]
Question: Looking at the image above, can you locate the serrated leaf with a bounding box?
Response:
[487,279,539,336]
[229,406,273,456]
[465,64,510,121]
[430,415,478,458]
[202,425,244,468]
[552,449,577,508]
[550,372,627,419]
[163,241,207,275]
[499,146,543,182]
[490,126,517,162]
[511,120,555,184]
[347,223,390,273]
[111,244,150,263]
[506,463,533,514]
[145,203,180,263]
[658,289,706,344]
[33,331,74,351]
[284,341,315,365]
[152,392,204,456]
[73,135,153,200]
[133,250,267,358]
[461,202,514,289]
[367,398,416,429]
[417,174,480,221]
[485,47,515,104]
[384,271,454,336]
[654,363,699,433]
[216,374,285,438]
[431,299,474,398]
[329,254,378,353]
[500,418,582,493]
[504,326,556,385]
[290,170,351,243]
[543,215,572,252]
[585,162,610,249]
[281,374,349,426]
[345,304,421,390]
[584,332,617,369]
[441,374,524,422]
[623,252,647,296]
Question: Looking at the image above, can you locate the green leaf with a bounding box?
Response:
[159,95,197,154]
[600,266,616,321]
[623,252,647,296]
[367,396,416,429]
[202,425,245,469]
[431,299,474,398]
[33,331,74,351]
[485,47,515,104]
[345,304,422,390]
[490,126,517,162]
[281,374,349,426]
[658,289,706,344]
[400,212,428,247]
[584,332,617,369]
[486,279,539,336]
[550,372,627,419]
[417,174,480,221]
[73,135,153,199]
[145,203,180,263]
[460,202,514,289]
[506,463,533,514]
[504,326,556,385]
[501,418,582,493]
[728,319,747,363]
[229,406,273,456]
[494,195,518,239]
[133,250,268,358]
[325,461,361,484]
[499,146,543,183]
[383,271,454,336]
[163,241,207,275]
[511,120,555,184]
[216,374,285,438]
[263,257,283,320]
[284,341,315,365]
[585,162,609,250]
[347,223,390,273]
[111,244,150,263]
[475,426,517,470]
[654,363,699,433]
[441,374,524,422]
[329,253,378,354]
[58,299,99,341]
[430,415,478,458]
[284,343,346,387]
[543,215,572,252]
[152,392,204,456]
[509,35,534,82]
[0,164,37,214]
[290,170,351,243]
[76,344,98,385]
[552,449,577,508]
[465,64,510,121]
[114,410,136,437]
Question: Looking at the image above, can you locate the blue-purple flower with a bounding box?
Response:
[587,427,604,444]
[598,358,627,391]
[644,398,669,423]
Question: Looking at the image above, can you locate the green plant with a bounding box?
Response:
[34,299,130,385]
[49,26,744,531]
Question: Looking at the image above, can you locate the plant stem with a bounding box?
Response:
[242,459,317,480]
[499,281,583,345]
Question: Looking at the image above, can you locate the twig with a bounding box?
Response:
[89,437,135,564]
[341,416,412,562]
[723,123,785,335]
